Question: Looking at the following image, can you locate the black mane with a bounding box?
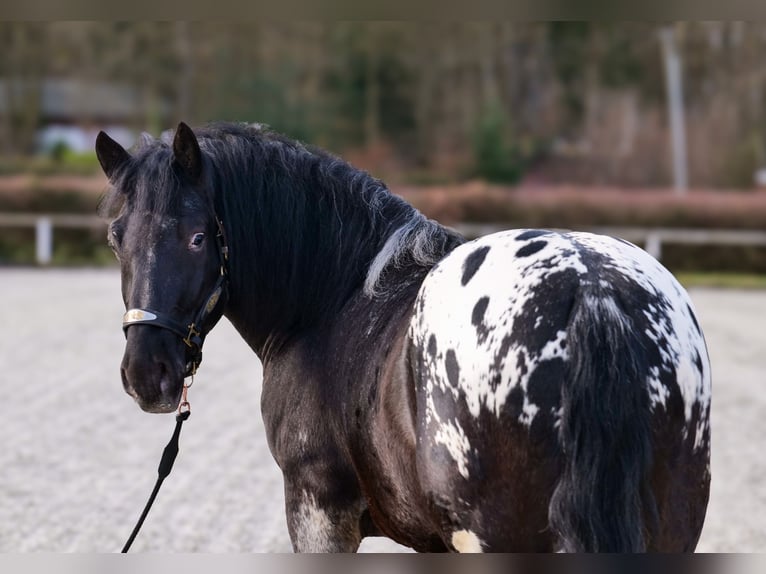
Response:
[101,122,463,356]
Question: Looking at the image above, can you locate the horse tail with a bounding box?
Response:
[549,289,658,552]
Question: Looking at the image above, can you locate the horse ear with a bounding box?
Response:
[95,131,131,180]
[172,122,202,181]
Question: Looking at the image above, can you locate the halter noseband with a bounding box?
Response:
[121,217,230,378]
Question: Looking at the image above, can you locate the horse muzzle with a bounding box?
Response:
[121,327,187,413]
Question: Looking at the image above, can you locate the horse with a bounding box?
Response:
[96,121,711,553]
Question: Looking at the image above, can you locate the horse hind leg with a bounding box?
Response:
[419,448,559,553]
[425,491,556,553]
[421,490,489,553]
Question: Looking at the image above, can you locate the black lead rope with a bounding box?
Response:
[121,407,191,553]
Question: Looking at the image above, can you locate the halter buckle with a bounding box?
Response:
[183,323,201,348]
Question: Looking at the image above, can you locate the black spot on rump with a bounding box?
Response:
[472,296,489,325]
[471,296,490,338]
[428,334,438,357]
[445,349,461,387]
[461,246,490,286]
[506,267,579,356]
[516,230,550,241]
[504,385,525,419]
[516,240,547,258]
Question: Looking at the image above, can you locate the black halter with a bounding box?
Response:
[121,217,230,378]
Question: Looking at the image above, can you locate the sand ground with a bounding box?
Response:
[0,269,762,552]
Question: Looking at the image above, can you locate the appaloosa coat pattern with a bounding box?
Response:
[410,229,710,551]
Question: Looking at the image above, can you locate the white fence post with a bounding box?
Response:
[644,232,663,261]
[35,217,53,265]
[660,26,689,195]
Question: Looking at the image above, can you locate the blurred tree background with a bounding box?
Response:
[3,21,766,275]
[1,21,766,187]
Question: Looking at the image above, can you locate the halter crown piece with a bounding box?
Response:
[121,217,230,378]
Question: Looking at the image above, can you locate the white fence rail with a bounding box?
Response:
[1,213,766,265]
[0,213,105,265]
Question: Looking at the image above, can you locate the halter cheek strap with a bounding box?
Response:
[122,217,229,378]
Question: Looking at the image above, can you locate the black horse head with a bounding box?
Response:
[97,121,459,413]
[96,123,227,413]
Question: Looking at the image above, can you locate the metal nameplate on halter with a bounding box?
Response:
[123,309,158,324]
[205,288,222,314]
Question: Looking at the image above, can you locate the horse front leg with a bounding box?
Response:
[283,468,367,553]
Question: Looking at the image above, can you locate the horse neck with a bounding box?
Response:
[213,147,429,361]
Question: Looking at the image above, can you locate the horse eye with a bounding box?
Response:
[190,233,206,248]
[108,229,120,249]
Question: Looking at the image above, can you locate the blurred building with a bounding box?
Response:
[0,78,161,153]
